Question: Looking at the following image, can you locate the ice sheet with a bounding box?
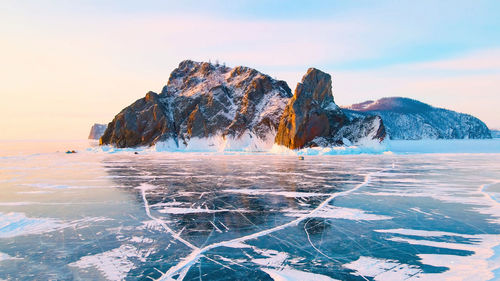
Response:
[1,147,499,280]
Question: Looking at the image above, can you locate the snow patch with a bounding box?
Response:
[69,245,142,281]
[0,252,21,262]
[129,236,154,244]
[285,205,392,221]
[222,188,329,198]
[252,248,288,268]
[154,133,276,153]
[91,138,500,155]
[157,207,249,214]
[270,141,387,156]
[374,228,500,280]
[375,228,476,238]
[344,256,421,280]
[262,267,340,281]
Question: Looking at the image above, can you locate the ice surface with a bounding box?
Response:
[222,188,330,198]
[0,212,67,238]
[262,267,340,281]
[387,139,500,154]
[1,143,500,280]
[0,212,112,239]
[285,205,393,221]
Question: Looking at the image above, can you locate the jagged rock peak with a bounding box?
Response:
[274,68,348,149]
[296,68,335,105]
[275,68,386,149]
[162,60,290,97]
[167,60,230,87]
[100,60,293,148]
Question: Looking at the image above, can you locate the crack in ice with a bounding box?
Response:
[145,168,386,280]
[139,185,198,251]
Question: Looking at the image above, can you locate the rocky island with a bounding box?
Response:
[99,60,491,150]
[100,60,385,150]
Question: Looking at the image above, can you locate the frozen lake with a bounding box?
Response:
[1,141,500,280]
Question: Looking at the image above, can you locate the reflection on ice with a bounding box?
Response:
[0,152,499,280]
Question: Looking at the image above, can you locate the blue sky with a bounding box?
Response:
[1,0,499,139]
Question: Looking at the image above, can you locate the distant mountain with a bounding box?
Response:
[491,130,500,138]
[344,97,491,140]
[100,60,385,149]
[88,123,107,140]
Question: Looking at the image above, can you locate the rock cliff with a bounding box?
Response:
[100,60,292,149]
[274,68,385,149]
[100,61,388,150]
[88,123,107,140]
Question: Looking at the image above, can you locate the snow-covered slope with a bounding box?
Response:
[344,97,491,140]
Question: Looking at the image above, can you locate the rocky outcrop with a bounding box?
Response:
[88,123,107,140]
[344,97,491,139]
[101,61,387,150]
[101,60,292,148]
[100,92,175,147]
[275,68,385,149]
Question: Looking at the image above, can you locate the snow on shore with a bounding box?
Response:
[90,138,500,155]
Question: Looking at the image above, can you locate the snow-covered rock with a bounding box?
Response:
[344,97,491,140]
[88,123,107,140]
[101,60,292,149]
[101,61,387,150]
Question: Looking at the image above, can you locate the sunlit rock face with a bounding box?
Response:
[100,92,175,147]
[88,123,107,140]
[275,68,385,149]
[164,60,292,145]
[344,97,492,140]
[100,60,292,148]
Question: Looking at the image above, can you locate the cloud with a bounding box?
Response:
[94,15,383,68]
[408,48,500,72]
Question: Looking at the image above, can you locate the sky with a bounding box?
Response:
[0,0,499,140]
